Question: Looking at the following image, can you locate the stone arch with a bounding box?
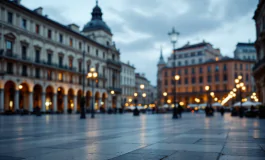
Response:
[86,90,92,111]
[4,81,16,112]
[33,84,42,109]
[45,85,54,112]
[77,90,82,112]
[68,88,74,112]
[57,86,65,113]
[95,91,100,110]
[18,82,30,111]
[101,92,108,109]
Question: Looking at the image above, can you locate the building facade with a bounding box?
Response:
[167,41,221,67]
[253,0,265,104]
[160,57,255,106]
[234,42,257,60]
[135,73,151,106]
[0,0,122,113]
[121,61,135,107]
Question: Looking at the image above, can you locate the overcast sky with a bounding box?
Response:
[22,0,258,85]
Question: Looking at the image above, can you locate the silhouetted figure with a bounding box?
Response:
[239,106,244,118]
[177,105,183,118]
[172,106,178,119]
[133,107,140,116]
[220,107,225,116]
[36,106,41,116]
[205,106,209,116]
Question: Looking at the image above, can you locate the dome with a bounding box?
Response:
[82,2,112,35]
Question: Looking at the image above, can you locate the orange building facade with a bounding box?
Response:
[160,57,255,106]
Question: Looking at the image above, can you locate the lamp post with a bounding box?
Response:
[168,27,180,50]
[173,74,180,119]
[205,85,211,107]
[142,93,147,107]
[163,92,167,106]
[80,51,86,119]
[133,92,139,116]
[140,84,144,106]
[87,67,98,118]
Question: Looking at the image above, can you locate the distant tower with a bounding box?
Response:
[157,46,166,106]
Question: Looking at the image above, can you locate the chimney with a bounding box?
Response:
[34,7,43,15]
[68,24,80,32]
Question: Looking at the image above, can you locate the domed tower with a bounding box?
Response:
[82,0,112,46]
[157,47,166,107]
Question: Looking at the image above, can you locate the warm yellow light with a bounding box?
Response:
[140,84,145,90]
[214,97,218,101]
[71,103,74,108]
[134,93,138,97]
[87,73,92,78]
[19,85,23,89]
[45,101,49,107]
[235,79,239,84]
[236,84,240,88]
[255,99,259,102]
[179,102,184,106]
[238,75,242,80]
[93,72,98,78]
[233,88,237,92]
[253,93,256,96]
[58,88,61,91]
[242,86,246,91]
[9,101,13,108]
[205,86,210,91]
[175,75,180,81]
[111,90,115,95]
[142,93,146,97]
[125,103,129,107]
[167,99,171,103]
[90,68,95,72]
[129,98,132,102]
[163,92,167,96]
[210,92,214,97]
[240,82,244,87]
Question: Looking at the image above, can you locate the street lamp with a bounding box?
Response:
[80,51,86,119]
[87,67,98,118]
[168,27,180,50]
[133,92,139,116]
[173,74,180,119]
[140,84,144,106]
[205,85,212,108]
[142,93,147,107]
[163,92,167,105]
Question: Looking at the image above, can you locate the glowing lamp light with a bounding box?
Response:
[19,85,23,89]
[240,82,244,87]
[205,86,210,91]
[140,84,145,90]
[210,92,214,97]
[179,102,184,106]
[90,68,95,72]
[167,99,171,104]
[163,92,167,96]
[129,98,132,102]
[235,79,239,84]
[233,88,237,92]
[111,90,115,95]
[238,75,242,80]
[175,75,180,81]
[142,93,146,97]
[134,92,138,97]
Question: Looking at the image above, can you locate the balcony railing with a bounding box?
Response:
[0,51,77,72]
[253,56,265,71]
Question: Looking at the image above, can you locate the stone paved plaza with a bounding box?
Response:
[0,112,265,160]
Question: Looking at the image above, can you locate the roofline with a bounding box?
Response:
[121,62,136,69]
[3,1,113,50]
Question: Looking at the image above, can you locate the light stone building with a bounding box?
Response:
[167,41,222,67]
[135,73,152,106]
[234,42,257,61]
[0,0,122,113]
[120,61,135,107]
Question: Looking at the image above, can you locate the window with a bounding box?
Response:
[35,50,40,62]
[223,64,227,71]
[22,65,27,76]
[199,67,203,73]
[59,56,63,67]
[6,40,13,54]
[21,19,27,29]
[171,70,175,76]
[234,73,238,79]
[69,58,73,69]
[58,72,63,81]
[199,58,202,63]
[106,41,109,46]
[246,74,249,82]
[35,68,40,78]
[70,74,73,83]
[215,75,219,82]
[35,24,40,34]
[240,64,243,70]
[191,52,195,57]
[207,66,211,73]
[78,61,82,72]
[173,54,176,60]
[7,62,13,74]
[185,68,188,74]
[7,12,13,24]
[79,76,82,85]
[164,71,167,77]
[47,70,52,80]
[192,68,195,74]
[103,52,105,59]
[22,46,27,60]
[207,75,212,82]
[96,49,99,56]
[192,77,196,84]
[48,29,52,39]
[198,51,203,55]
[178,79,182,85]
[178,70,181,75]
[223,74,227,81]
[246,64,249,70]
[215,65,219,72]
[199,76,203,83]
[185,60,188,65]
[59,34,63,43]
[47,53,52,64]
[70,38,73,47]
[178,61,182,66]
[112,54,115,60]
[87,45,90,53]
[185,78,188,84]
[171,80,174,85]
[172,62,175,67]
[79,42,82,50]
[235,63,237,70]
[164,80,168,86]
[191,59,195,64]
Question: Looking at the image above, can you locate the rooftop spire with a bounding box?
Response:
[158,46,166,65]
[96,0,98,6]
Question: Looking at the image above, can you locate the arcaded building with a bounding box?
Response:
[0,0,122,113]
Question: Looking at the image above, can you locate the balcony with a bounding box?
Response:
[107,59,121,68]
[253,56,265,71]
[108,87,122,94]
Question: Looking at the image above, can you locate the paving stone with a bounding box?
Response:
[222,147,265,157]
[163,151,219,160]
[219,155,265,160]
[0,156,24,160]
[109,153,166,160]
[159,137,200,144]
[128,149,176,156]
[0,148,64,158]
